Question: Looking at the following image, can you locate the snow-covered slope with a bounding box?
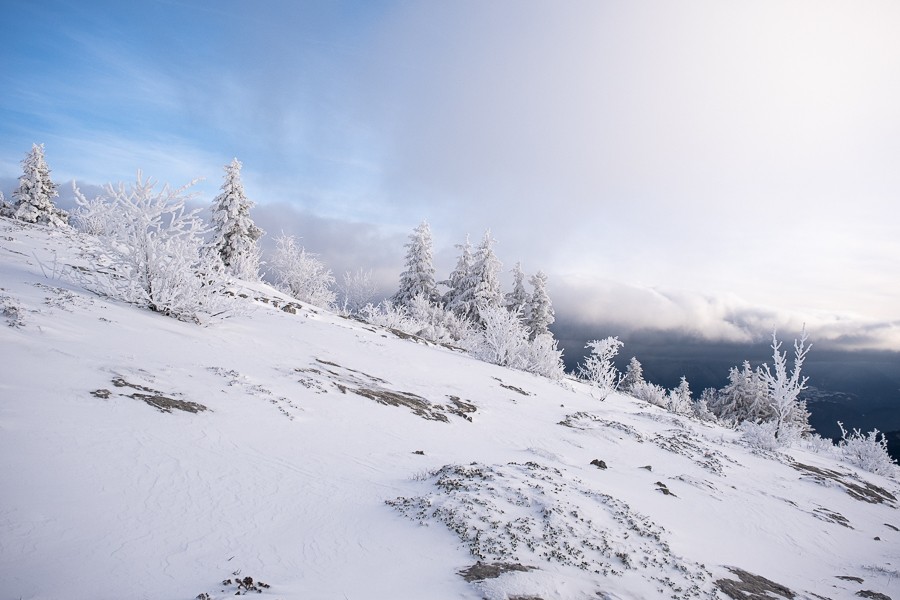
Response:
[1,217,898,600]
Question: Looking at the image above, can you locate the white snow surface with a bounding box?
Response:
[1,217,898,600]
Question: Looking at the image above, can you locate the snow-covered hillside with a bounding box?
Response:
[1,217,898,600]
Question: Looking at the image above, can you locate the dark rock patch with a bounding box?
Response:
[856,591,892,600]
[792,462,897,505]
[716,567,795,599]
[836,575,864,583]
[590,459,608,469]
[458,561,537,582]
[112,377,207,414]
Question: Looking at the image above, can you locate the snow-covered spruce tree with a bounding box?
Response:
[12,144,68,227]
[578,336,623,391]
[209,158,264,280]
[620,356,645,392]
[393,220,438,307]
[708,361,772,424]
[471,230,503,326]
[504,262,529,315]
[759,329,812,440]
[269,234,336,308]
[0,191,13,218]
[80,172,235,322]
[337,268,377,315]
[442,235,477,321]
[667,377,693,415]
[525,270,554,340]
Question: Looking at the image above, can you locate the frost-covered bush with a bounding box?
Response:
[630,381,667,408]
[468,305,530,370]
[72,185,118,235]
[269,234,336,309]
[740,420,804,451]
[803,433,836,455]
[837,422,897,477]
[78,172,236,322]
[407,294,472,344]
[522,332,565,380]
[577,337,623,390]
[337,268,378,315]
[739,420,782,451]
[360,300,415,332]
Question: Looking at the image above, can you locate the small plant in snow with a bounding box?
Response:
[337,268,378,315]
[630,381,668,408]
[76,172,236,323]
[837,422,897,477]
[268,233,336,308]
[360,299,415,332]
[740,419,804,451]
[578,337,623,391]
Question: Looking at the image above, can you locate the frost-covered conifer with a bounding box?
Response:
[620,357,645,392]
[0,191,13,218]
[525,270,554,340]
[471,230,502,325]
[210,159,264,280]
[667,377,693,415]
[708,361,771,424]
[442,235,477,321]
[269,234,336,309]
[393,220,438,307]
[504,262,529,315]
[12,144,68,227]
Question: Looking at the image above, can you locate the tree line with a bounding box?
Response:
[3,144,895,476]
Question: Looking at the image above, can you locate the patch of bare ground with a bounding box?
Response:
[458,561,537,582]
[856,591,892,600]
[715,567,795,599]
[792,462,897,505]
[109,377,207,413]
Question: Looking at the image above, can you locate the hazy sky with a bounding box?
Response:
[2,0,898,350]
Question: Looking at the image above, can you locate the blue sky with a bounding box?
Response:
[2,0,899,351]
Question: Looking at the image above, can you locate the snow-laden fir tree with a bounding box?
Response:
[393,220,438,307]
[620,356,645,392]
[708,361,771,424]
[12,144,68,227]
[0,191,12,218]
[525,270,554,340]
[442,235,477,321]
[471,230,502,325]
[667,377,693,415]
[504,262,529,315]
[209,158,264,280]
